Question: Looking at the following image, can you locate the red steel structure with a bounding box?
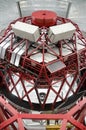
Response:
[0,96,86,130]
[0,10,86,129]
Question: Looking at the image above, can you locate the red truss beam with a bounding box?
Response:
[0,96,86,130]
[79,49,86,69]
[0,68,85,110]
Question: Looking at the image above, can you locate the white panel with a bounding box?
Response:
[48,22,76,43]
[46,90,56,103]
[0,36,11,59]
[12,21,40,42]
[10,47,21,65]
[30,53,57,63]
[1,41,10,59]
[10,43,24,64]
[47,60,66,73]
[62,47,72,56]
[44,53,57,63]
[0,41,7,57]
[30,53,43,63]
[14,45,26,66]
[76,40,85,50]
[10,51,16,65]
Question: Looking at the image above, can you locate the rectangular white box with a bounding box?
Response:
[48,22,76,43]
[12,21,40,42]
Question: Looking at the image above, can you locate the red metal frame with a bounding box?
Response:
[0,96,86,130]
[0,12,86,110]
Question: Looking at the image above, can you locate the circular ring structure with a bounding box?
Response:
[32,10,57,27]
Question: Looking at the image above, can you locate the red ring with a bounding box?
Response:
[32,10,57,27]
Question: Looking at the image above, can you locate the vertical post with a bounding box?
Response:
[66,2,72,18]
[16,1,22,17]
